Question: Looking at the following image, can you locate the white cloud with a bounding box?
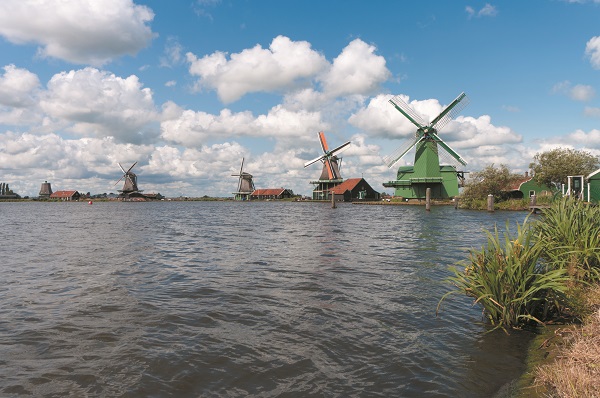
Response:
[160,102,324,147]
[187,35,328,103]
[552,80,595,101]
[466,4,498,18]
[584,106,600,117]
[160,37,184,68]
[39,68,159,143]
[0,64,41,107]
[586,36,600,69]
[563,129,600,147]
[0,0,154,65]
[320,39,391,98]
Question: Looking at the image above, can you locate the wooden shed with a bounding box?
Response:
[585,168,600,203]
[504,174,553,199]
[50,190,81,201]
[329,178,380,202]
[251,188,294,200]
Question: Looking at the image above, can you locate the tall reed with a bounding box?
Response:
[439,220,570,332]
[534,198,600,282]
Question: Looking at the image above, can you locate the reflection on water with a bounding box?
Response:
[0,201,531,397]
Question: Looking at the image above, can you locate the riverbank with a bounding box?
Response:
[519,285,600,397]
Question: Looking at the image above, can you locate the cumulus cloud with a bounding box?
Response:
[586,36,600,69]
[563,129,600,147]
[320,39,391,98]
[349,94,468,139]
[0,64,41,107]
[552,81,595,101]
[0,0,154,65]
[39,68,159,143]
[160,101,325,147]
[187,35,329,103]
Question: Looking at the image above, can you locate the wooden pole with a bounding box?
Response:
[331,192,336,208]
[425,188,431,211]
[454,197,459,209]
[487,194,494,212]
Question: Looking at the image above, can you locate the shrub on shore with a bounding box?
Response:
[439,220,570,332]
[440,198,599,331]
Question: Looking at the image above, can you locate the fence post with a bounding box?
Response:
[487,194,494,212]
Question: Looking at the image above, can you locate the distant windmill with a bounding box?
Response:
[383,92,469,199]
[304,131,351,200]
[115,162,142,198]
[232,158,255,201]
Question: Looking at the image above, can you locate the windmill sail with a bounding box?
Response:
[385,93,468,168]
[304,131,350,181]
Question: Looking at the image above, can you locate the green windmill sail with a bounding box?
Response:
[383,92,469,199]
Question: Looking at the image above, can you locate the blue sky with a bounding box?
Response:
[0,0,599,197]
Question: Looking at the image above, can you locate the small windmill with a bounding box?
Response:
[115,162,142,198]
[232,158,255,201]
[382,92,469,199]
[304,131,351,200]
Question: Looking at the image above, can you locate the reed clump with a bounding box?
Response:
[439,220,570,333]
[439,197,600,332]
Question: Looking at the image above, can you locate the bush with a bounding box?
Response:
[535,197,600,282]
[439,220,570,332]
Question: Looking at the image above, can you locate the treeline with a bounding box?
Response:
[459,148,598,209]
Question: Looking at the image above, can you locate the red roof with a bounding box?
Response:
[252,188,286,196]
[505,177,532,191]
[50,190,79,198]
[329,178,363,194]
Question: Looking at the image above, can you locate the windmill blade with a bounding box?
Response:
[328,140,351,156]
[304,154,326,168]
[126,161,138,174]
[389,95,427,129]
[114,175,125,187]
[118,162,126,174]
[239,157,244,175]
[430,132,467,166]
[325,157,335,179]
[382,135,422,168]
[429,92,469,132]
[237,174,243,193]
[318,131,329,153]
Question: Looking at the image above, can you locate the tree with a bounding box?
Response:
[461,164,523,201]
[529,148,599,189]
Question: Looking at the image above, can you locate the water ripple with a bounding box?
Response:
[0,201,531,397]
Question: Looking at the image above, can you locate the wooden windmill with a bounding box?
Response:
[383,92,469,199]
[304,131,351,200]
[115,162,142,199]
[232,158,255,201]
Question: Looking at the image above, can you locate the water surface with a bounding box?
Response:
[0,201,532,397]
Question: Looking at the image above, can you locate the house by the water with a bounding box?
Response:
[329,178,380,202]
[251,188,294,200]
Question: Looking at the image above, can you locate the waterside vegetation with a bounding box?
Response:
[439,197,600,396]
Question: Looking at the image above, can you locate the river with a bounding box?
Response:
[0,201,533,397]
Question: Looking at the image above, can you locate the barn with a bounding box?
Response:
[251,188,294,200]
[504,173,553,199]
[50,190,81,201]
[329,178,380,202]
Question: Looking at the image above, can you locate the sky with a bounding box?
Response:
[0,0,599,198]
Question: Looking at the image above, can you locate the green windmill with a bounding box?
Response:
[383,92,469,199]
